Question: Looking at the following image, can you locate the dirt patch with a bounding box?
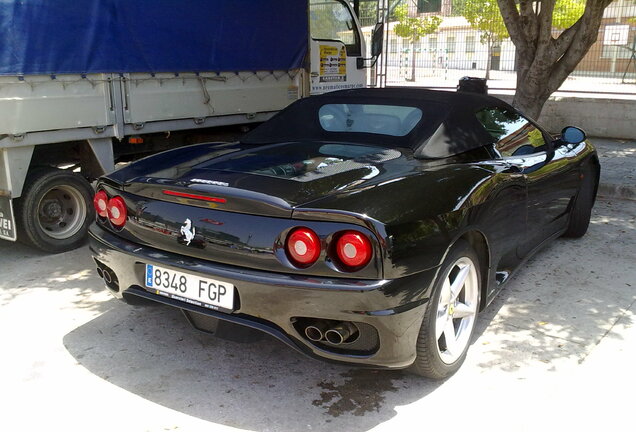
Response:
[312,369,403,417]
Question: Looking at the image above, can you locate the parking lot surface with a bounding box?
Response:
[1,198,634,432]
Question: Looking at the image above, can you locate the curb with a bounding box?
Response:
[598,183,636,201]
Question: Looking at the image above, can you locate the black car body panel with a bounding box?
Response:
[89,88,600,369]
[90,224,436,368]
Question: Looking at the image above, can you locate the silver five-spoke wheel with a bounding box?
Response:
[410,240,481,379]
[435,256,479,364]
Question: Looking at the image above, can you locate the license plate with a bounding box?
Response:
[0,197,16,241]
[145,264,234,311]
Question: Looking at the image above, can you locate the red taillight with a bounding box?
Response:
[107,196,127,228]
[335,231,372,270]
[93,190,109,218]
[286,227,321,267]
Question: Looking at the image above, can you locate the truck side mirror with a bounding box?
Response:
[357,23,384,69]
[371,23,384,57]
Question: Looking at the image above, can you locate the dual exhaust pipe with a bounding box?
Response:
[96,266,113,284]
[95,260,118,291]
[304,320,359,345]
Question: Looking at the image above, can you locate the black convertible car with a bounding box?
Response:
[89,88,599,379]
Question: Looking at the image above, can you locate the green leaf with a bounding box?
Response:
[393,4,442,42]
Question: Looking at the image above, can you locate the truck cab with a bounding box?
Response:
[309,0,367,94]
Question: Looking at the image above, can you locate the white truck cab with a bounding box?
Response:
[309,0,367,94]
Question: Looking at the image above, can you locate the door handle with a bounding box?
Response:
[503,163,523,174]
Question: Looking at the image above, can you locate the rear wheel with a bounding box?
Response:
[15,167,94,253]
[410,240,481,379]
[563,167,597,238]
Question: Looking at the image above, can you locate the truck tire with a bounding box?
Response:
[14,167,94,253]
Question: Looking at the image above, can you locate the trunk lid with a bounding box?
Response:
[118,141,407,218]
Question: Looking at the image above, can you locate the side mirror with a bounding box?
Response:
[371,23,384,57]
[357,23,384,69]
[561,126,586,145]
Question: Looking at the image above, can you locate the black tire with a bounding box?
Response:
[14,167,94,253]
[563,167,597,238]
[410,240,481,379]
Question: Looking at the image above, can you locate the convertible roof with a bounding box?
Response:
[242,88,516,158]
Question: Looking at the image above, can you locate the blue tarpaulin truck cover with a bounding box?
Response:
[0,0,308,75]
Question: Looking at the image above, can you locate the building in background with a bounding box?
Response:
[369,0,636,88]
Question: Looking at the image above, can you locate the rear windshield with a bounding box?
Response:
[241,92,450,150]
[318,104,423,137]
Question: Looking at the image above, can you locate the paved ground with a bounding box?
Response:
[594,138,636,201]
[1,195,635,431]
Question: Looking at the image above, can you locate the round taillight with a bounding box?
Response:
[335,231,372,270]
[107,196,127,228]
[93,190,109,218]
[286,227,321,267]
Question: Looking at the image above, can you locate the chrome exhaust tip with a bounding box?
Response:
[102,269,113,284]
[305,320,330,342]
[324,322,359,345]
[96,267,104,279]
[305,325,324,342]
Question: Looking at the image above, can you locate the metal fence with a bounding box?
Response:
[359,0,636,94]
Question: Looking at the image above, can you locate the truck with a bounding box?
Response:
[0,0,384,252]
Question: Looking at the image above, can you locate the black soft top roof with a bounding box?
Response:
[242,88,515,158]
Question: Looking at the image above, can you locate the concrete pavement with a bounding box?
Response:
[0,138,634,431]
[0,201,635,431]
[593,138,636,201]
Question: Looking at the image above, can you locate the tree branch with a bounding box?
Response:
[551,19,583,60]
[518,0,538,42]
[537,0,556,43]
[497,0,526,49]
[547,0,614,95]
[532,0,557,65]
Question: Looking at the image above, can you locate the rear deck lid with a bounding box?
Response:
[118,141,405,217]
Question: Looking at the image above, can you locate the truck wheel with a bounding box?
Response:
[14,167,94,253]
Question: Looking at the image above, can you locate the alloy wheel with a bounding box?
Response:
[435,256,479,364]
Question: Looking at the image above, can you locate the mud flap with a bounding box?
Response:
[0,196,16,241]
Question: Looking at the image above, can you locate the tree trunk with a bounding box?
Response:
[410,41,417,82]
[512,49,560,119]
[511,86,550,120]
[497,0,614,119]
[512,49,550,119]
[485,39,492,81]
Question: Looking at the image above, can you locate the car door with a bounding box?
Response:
[523,134,583,247]
[475,106,579,257]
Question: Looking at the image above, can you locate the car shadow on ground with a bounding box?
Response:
[63,301,443,431]
[60,200,635,431]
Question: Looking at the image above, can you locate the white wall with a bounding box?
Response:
[497,94,636,139]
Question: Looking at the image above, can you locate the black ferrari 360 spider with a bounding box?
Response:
[89,88,599,378]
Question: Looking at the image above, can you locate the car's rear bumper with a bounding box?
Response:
[88,223,439,369]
